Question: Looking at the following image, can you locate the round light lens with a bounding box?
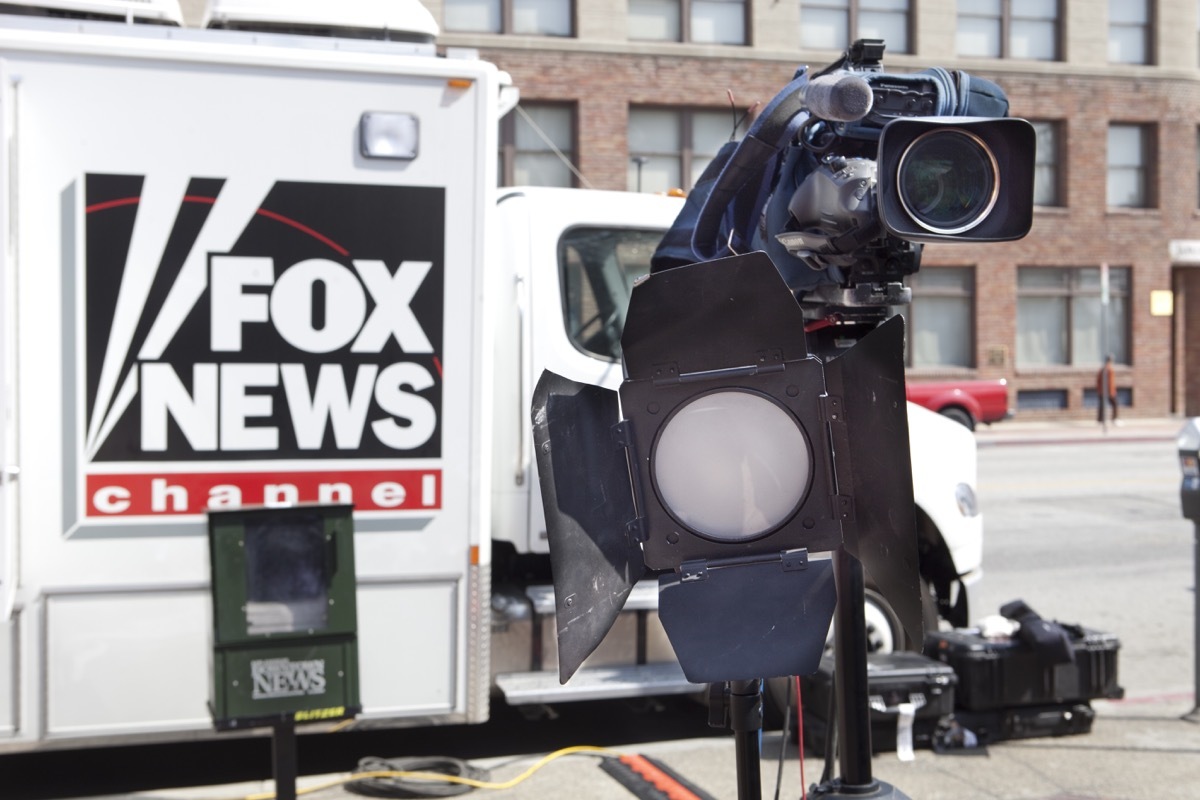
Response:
[652,390,811,541]
[897,129,1000,235]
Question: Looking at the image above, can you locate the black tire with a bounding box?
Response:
[940,406,975,431]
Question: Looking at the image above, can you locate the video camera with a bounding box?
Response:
[653,39,1036,319]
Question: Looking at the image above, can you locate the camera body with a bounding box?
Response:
[756,40,1036,314]
[649,40,1036,318]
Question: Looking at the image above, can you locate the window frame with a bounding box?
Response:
[499,102,578,188]
[1015,266,1132,369]
[1108,0,1155,65]
[1106,122,1157,210]
[628,0,751,45]
[904,266,978,369]
[1030,119,1065,208]
[799,0,914,55]
[955,0,1062,60]
[627,105,747,194]
[443,0,576,37]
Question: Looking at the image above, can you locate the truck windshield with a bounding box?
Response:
[559,227,664,361]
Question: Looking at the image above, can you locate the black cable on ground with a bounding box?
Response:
[344,756,491,798]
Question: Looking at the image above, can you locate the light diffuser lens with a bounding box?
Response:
[652,390,811,541]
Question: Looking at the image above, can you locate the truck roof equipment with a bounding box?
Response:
[202,0,438,42]
[0,0,182,24]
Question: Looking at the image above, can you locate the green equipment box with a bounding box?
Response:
[207,504,360,730]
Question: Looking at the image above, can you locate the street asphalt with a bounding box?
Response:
[93,415,1198,800]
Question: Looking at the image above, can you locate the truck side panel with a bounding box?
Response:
[0,22,496,749]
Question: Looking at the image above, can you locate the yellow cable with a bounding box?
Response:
[242,744,621,800]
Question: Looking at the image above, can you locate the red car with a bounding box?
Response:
[906,379,1010,430]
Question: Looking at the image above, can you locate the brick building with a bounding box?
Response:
[414,0,1200,420]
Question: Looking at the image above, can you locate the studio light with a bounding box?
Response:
[532,251,922,685]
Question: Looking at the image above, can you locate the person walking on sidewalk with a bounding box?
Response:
[1097,354,1118,425]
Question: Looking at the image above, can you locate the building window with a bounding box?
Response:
[629,0,748,44]
[1108,0,1152,64]
[628,107,746,193]
[1016,389,1068,411]
[906,267,976,368]
[444,0,573,36]
[1107,123,1155,208]
[1016,266,1131,368]
[799,0,911,54]
[956,0,1060,60]
[500,104,576,188]
[1031,120,1063,206]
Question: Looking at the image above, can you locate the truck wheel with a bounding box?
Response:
[861,588,902,653]
[940,406,975,431]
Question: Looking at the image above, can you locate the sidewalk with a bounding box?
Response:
[102,696,1200,800]
[972,415,1184,447]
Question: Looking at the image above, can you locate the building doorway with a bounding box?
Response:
[1174,266,1200,416]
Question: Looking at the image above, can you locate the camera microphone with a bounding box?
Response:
[803,73,874,123]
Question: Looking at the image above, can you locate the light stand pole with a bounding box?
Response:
[834,549,875,789]
[1187,519,1200,723]
[729,680,764,800]
[816,549,909,799]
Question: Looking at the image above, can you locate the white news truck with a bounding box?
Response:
[0,0,982,752]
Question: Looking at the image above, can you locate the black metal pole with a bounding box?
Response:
[729,679,764,800]
[272,718,298,800]
[833,547,876,790]
[1188,521,1200,722]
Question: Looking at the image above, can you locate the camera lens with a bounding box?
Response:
[896,129,999,235]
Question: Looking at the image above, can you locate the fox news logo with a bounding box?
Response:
[80,174,445,517]
[84,174,445,461]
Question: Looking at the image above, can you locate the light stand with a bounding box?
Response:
[817,549,910,799]
[531,254,922,800]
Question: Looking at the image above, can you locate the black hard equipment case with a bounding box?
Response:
[800,651,957,754]
[925,626,1123,711]
[950,702,1096,745]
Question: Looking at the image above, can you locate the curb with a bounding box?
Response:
[972,418,1183,447]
